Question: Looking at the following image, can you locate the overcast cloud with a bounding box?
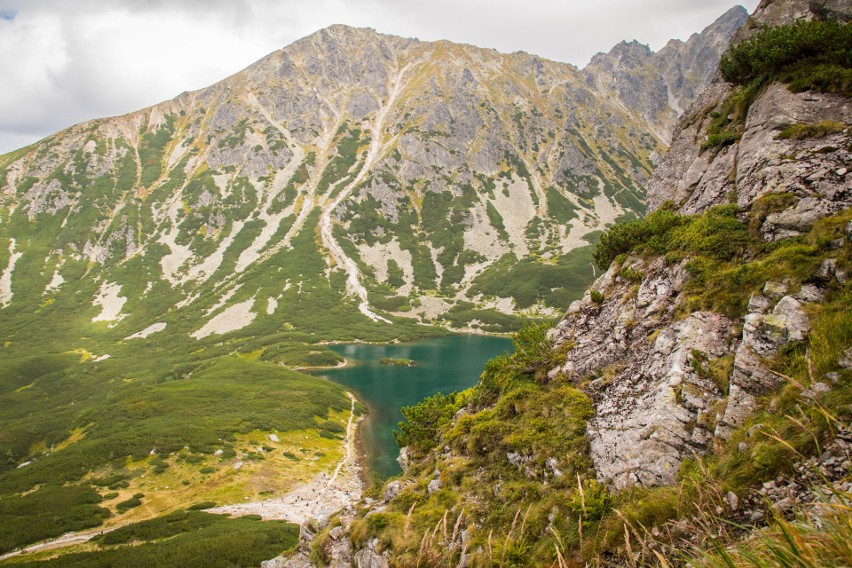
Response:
[0,0,759,154]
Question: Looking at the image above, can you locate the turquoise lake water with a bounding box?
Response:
[311,335,512,479]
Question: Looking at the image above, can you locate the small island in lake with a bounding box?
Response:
[378,357,417,367]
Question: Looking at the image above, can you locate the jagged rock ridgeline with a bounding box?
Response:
[583,6,749,144]
[0,12,745,338]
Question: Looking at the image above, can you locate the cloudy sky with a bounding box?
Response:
[0,0,758,154]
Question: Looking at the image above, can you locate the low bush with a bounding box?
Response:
[116,496,143,512]
[318,420,345,434]
[784,62,852,95]
[393,392,462,454]
[720,19,852,92]
[617,267,643,283]
[701,128,741,150]
[594,205,749,270]
[669,205,751,261]
[593,204,683,269]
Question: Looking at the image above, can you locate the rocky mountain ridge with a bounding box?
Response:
[583,6,748,143]
[0,11,745,344]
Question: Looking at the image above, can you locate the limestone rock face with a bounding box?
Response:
[716,294,812,438]
[549,257,690,381]
[647,1,852,218]
[588,311,732,487]
[548,0,850,488]
[353,543,390,568]
[648,81,851,222]
[548,256,732,487]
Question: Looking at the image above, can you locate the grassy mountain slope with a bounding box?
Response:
[305,8,852,567]
[0,15,745,564]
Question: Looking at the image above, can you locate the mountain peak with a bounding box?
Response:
[303,23,382,42]
[582,8,747,142]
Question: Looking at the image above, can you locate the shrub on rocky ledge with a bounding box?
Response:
[720,19,852,94]
[594,204,752,270]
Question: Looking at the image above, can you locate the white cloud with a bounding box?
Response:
[0,0,759,154]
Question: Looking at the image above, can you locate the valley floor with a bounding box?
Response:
[0,392,364,563]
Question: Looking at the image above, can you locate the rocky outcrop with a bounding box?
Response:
[548,256,734,487]
[647,82,851,220]
[647,0,851,218]
[548,257,690,380]
[549,0,850,488]
[588,310,733,487]
[715,288,814,439]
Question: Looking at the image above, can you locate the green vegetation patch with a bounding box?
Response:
[679,209,851,319]
[778,120,846,140]
[593,203,749,270]
[439,304,526,333]
[317,126,366,195]
[470,245,597,310]
[545,187,578,224]
[139,118,175,187]
[0,356,348,499]
[720,19,852,95]
[16,511,297,568]
[0,485,110,553]
[258,342,344,368]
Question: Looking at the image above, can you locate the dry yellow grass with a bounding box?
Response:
[82,407,350,529]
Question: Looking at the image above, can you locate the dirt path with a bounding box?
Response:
[0,530,100,561]
[208,391,363,524]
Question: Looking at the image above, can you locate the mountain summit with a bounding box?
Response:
[0,15,743,339]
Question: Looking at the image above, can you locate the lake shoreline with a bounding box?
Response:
[292,358,352,372]
[353,410,374,488]
[310,335,513,479]
[207,392,364,524]
[315,328,513,347]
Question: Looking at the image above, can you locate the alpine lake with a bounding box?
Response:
[311,335,513,479]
